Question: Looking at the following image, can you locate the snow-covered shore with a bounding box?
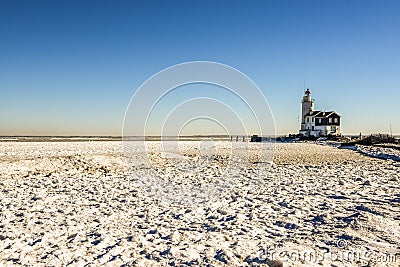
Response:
[340,144,400,162]
[0,141,399,266]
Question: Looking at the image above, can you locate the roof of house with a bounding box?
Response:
[305,110,341,117]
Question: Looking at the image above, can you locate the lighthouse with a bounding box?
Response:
[300,89,314,131]
[299,88,341,137]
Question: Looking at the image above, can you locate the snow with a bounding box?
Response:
[0,141,398,266]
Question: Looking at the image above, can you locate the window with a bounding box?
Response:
[334,118,338,123]
[329,118,332,123]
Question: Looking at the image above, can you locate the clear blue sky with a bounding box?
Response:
[1,0,399,135]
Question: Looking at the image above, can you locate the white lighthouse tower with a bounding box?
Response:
[300,89,314,131]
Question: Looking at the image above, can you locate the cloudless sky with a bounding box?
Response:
[1,0,399,135]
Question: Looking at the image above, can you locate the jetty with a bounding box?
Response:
[341,134,399,147]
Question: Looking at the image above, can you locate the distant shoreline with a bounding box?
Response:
[0,135,233,142]
[1,134,399,142]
